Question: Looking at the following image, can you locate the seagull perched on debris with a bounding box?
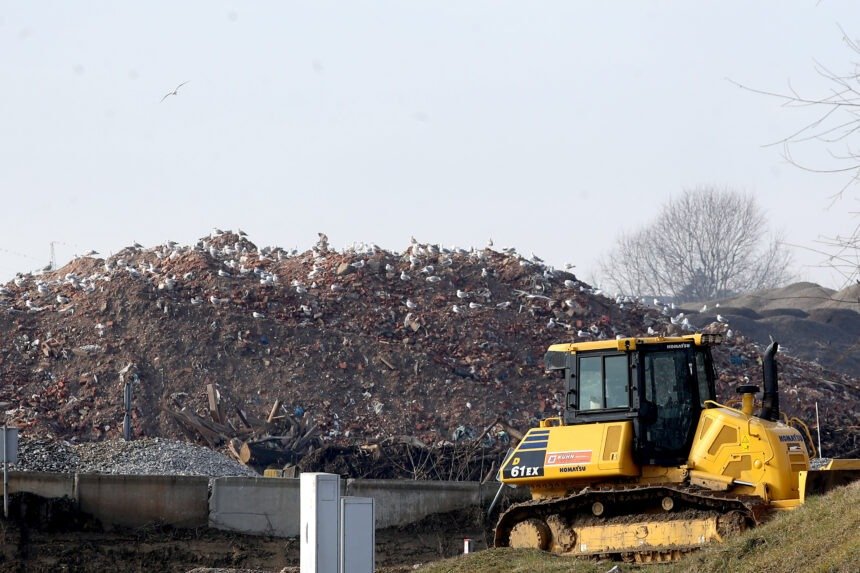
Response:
[405,299,417,309]
[716,314,727,323]
[252,311,265,319]
[400,271,410,281]
[456,289,469,299]
[160,81,189,102]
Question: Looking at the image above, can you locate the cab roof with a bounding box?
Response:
[547,333,722,353]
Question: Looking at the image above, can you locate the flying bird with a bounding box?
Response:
[161,81,189,102]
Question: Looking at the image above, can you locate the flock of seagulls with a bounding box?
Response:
[0,229,729,346]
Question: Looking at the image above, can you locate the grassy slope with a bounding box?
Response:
[418,482,860,573]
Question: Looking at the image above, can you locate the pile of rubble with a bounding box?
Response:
[11,437,257,477]
[0,231,856,466]
[10,438,80,473]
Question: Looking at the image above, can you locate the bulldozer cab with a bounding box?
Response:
[547,335,719,467]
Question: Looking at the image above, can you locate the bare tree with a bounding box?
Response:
[598,187,793,303]
[732,29,860,284]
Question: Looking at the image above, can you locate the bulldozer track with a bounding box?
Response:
[493,483,769,558]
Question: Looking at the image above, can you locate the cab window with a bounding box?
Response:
[695,350,715,405]
[578,354,629,410]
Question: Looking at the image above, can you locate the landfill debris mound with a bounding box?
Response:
[11,437,257,477]
[0,231,856,473]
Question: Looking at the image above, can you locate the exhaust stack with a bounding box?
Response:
[759,341,780,422]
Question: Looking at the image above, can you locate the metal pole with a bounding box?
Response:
[3,423,8,519]
[815,402,823,458]
[123,380,132,441]
[487,482,507,519]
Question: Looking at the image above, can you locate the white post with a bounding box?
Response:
[300,473,340,573]
[340,497,375,573]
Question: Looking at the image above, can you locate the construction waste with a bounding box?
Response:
[0,231,856,478]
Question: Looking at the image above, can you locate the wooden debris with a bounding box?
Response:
[267,399,282,424]
[206,384,224,425]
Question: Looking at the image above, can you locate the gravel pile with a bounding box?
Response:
[11,438,258,477]
[10,438,79,473]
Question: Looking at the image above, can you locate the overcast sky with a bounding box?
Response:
[1,2,858,289]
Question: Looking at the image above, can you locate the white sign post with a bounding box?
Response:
[300,472,341,573]
[1,425,18,519]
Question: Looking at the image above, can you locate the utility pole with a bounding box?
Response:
[49,241,57,271]
[123,380,133,441]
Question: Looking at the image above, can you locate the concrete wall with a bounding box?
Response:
[8,472,507,538]
[8,471,75,499]
[344,479,495,529]
[207,478,501,537]
[209,476,301,537]
[76,474,209,528]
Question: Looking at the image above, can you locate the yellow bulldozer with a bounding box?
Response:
[493,333,860,563]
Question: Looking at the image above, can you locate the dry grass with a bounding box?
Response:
[418,482,860,573]
[668,481,860,573]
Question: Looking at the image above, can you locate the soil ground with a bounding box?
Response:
[0,503,490,573]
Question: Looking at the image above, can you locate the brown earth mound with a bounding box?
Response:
[681,281,860,381]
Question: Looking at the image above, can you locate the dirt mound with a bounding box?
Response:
[720,282,837,313]
[819,283,860,310]
[0,233,856,461]
[682,282,860,381]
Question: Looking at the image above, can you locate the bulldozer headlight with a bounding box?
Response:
[701,334,723,345]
